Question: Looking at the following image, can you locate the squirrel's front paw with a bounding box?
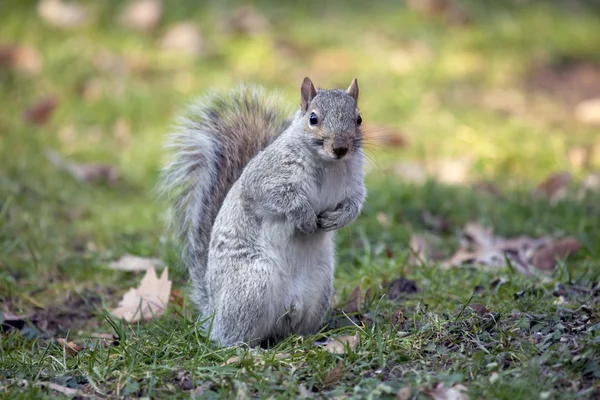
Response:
[316,210,343,231]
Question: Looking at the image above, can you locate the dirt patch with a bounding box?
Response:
[2,291,107,338]
[526,58,600,107]
[32,291,106,335]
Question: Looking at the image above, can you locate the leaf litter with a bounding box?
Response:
[439,221,580,275]
[108,254,164,271]
[110,266,171,323]
[46,149,121,186]
[323,332,360,354]
[423,383,470,400]
[57,338,84,356]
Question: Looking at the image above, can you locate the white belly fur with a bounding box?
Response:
[259,162,349,327]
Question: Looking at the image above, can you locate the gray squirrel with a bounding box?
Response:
[158,77,367,347]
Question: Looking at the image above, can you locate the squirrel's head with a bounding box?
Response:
[299,77,362,161]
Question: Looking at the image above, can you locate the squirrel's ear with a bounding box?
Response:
[301,77,317,112]
[347,78,359,101]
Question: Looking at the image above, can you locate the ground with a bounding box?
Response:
[1,0,600,398]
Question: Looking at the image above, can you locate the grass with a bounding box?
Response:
[1,0,600,398]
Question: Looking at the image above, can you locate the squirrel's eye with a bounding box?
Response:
[309,112,318,125]
[356,114,362,125]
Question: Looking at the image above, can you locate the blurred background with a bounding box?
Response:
[1,0,600,286]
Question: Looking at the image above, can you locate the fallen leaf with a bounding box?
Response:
[0,45,43,74]
[46,149,121,186]
[387,277,418,300]
[435,157,473,185]
[531,237,581,271]
[396,386,412,400]
[160,22,205,56]
[363,123,407,148]
[56,338,84,356]
[469,304,490,316]
[393,162,428,184]
[534,171,572,203]
[440,222,573,274]
[323,361,343,387]
[408,233,446,265]
[110,266,171,323]
[376,212,392,227]
[38,382,81,396]
[575,98,600,125]
[223,5,270,36]
[578,172,600,199]
[422,210,452,233]
[89,332,120,348]
[472,181,503,198]
[323,333,360,354]
[222,355,242,366]
[342,285,363,314]
[108,254,164,271]
[568,147,591,169]
[170,289,184,307]
[0,310,31,330]
[120,0,162,31]
[423,383,470,400]
[392,309,406,326]
[22,96,58,125]
[409,234,429,264]
[37,0,90,29]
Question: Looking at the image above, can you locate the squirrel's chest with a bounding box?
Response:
[311,164,350,213]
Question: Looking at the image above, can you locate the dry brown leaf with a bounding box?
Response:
[57,338,84,356]
[376,212,392,227]
[469,304,490,316]
[393,162,428,184]
[38,0,90,29]
[363,123,407,148]
[392,308,407,326]
[46,149,121,186]
[0,45,43,74]
[534,171,572,203]
[89,332,120,348]
[342,285,363,314]
[108,254,164,271]
[439,221,563,274]
[423,383,470,400]
[575,98,600,125]
[222,355,241,366]
[396,386,412,400]
[22,96,58,125]
[110,267,171,323]
[39,382,81,396]
[578,172,600,199]
[435,157,473,185]
[422,210,452,233]
[409,234,429,264]
[323,333,360,354]
[224,5,270,36]
[120,0,162,31]
[323,361,344,387]
[170,289,185,307]
[160,22,205,56]
[531,237,581,271]
[1,310,32,330]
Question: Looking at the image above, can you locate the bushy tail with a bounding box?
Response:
[157,84,291,307]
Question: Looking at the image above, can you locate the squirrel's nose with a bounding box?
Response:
[332,146,348,158]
